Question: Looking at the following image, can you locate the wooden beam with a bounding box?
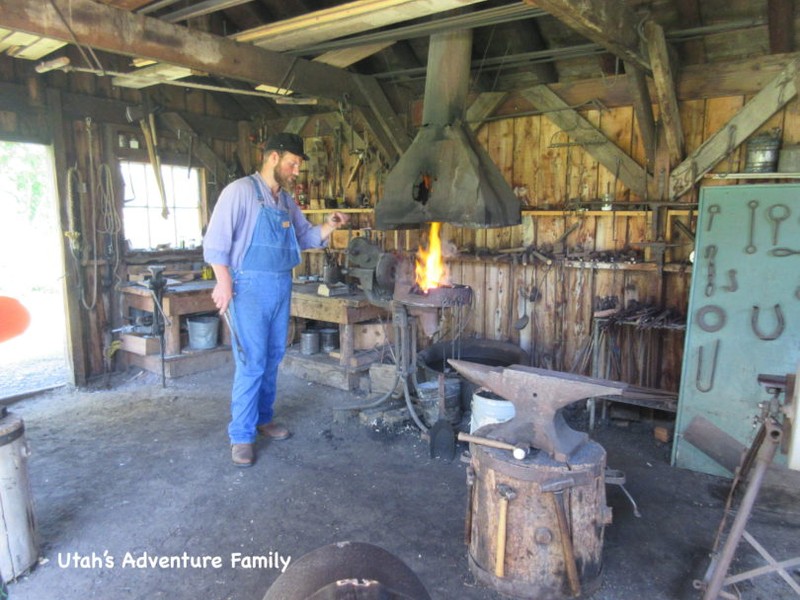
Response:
[525,0,649,71]
[644,20,684,167]
[626,65,657,169]
[0,0,375,109]
[351,74,411,159]
[284,117,310,135]
[469,53,800,122]
[520,85,649,197]
[768,0,795,54]
[158,112,229,184]
[232,0,488,52]
[322,113,367,154]
[466,92,509,133]
[313,42,395,69]
[674,0,705,63]
[669,58,800,199]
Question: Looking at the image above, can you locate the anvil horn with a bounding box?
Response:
[448,360,627,461]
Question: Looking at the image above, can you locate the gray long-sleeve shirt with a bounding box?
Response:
[202,174,325,271]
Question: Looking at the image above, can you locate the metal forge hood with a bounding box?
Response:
[375,30,521,230]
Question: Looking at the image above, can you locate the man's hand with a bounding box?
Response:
[327,211,349,228]
[209,264,233,313]
[321,211,349,241]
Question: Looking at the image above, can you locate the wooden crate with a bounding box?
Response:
[353,321,393,350]
[120,333,160,356]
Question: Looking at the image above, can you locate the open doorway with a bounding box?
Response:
[0,141,69,398]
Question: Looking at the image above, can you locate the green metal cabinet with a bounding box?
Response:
[672,184,800,477]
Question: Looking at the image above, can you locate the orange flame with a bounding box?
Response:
[415,222,447,291]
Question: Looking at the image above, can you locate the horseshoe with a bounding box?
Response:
[750,304,785,341]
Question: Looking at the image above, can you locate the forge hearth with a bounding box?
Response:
[393,282,472,309]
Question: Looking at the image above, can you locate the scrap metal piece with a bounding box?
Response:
[447,361,626,461]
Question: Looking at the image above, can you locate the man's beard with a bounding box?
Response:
[273,164,296,190]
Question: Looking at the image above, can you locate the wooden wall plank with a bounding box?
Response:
[512,116,540,207]
[539,117,567,207]
[702,96,745,188]
[598,106,635,201]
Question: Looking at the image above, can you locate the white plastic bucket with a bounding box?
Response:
[470,389,515,433]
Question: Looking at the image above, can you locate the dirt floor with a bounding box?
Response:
[4,363,799,600]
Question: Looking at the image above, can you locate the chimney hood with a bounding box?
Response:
[375,30,521,229]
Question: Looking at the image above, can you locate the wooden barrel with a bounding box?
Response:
[0,412,38,582]
[466,436,610,599]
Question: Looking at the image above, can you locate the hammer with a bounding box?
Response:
[494,483,517,578]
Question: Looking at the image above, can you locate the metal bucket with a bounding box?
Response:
[186,315,219,350]
[0,412,38,582]
[744,131,780,173]
[319,328,339,353]
[416,379,462,426]
[300,331,320,355]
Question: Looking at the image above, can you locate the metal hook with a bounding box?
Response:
[751,304,785,341]
[695,339,720,393]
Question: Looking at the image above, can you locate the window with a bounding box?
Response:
[120,160,203,251]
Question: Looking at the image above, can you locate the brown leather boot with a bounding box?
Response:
[231,443,254,467]
[257,422,291,440]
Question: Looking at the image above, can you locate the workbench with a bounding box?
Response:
[284,283,388,390]
[118,280,232,378]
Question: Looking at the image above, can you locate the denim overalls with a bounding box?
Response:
[228,175,301,444]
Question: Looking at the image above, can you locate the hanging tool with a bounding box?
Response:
[125,105,168,218]
[186,131,194,177]
[552,222,580,258]
[695,339,720,393]
[744,200,759,254]
[751,304,785,341]
[704,245,717,297]
[345,151,364,188]
[514,256,529,331]
[720,269,738,293]
[706,204,721,232]
[769,247,800,256]
[766,204,790,245]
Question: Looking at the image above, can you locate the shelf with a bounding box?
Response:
[705,172,800,180]
[522,209,649,217]
[301,208,373,214]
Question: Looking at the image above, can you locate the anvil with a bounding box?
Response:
[448,360,628,462]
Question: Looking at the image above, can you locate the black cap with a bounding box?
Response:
[264,132,309,160]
